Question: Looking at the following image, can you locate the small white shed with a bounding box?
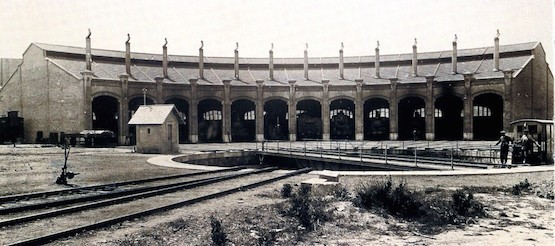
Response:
[128,104,185,154]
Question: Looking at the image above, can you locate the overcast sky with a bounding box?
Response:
[0,0,553,65]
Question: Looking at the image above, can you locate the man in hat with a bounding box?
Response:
[495,130,512,167]
[521,129,540,164]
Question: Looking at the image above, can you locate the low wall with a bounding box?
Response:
[172,150,259,167]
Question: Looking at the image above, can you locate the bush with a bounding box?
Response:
[287,185,330,231]
[451,189,485,218]
[281,183,293,198]
[210,216,228,246]
[354,178,424,219]
[511,179,531,196]
[354,179,487,233]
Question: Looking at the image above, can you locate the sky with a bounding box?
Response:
[0,0,553,66]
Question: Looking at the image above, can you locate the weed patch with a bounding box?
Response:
[354,178,486,234]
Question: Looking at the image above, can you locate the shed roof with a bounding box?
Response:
[128,104,185,125]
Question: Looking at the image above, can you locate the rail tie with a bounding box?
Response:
[7,167,311,246]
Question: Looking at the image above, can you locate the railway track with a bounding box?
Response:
[1,167,311,245]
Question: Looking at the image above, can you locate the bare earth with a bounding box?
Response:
[0,145,553,245]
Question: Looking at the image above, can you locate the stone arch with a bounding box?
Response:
[435,95,464,140]
[264,98,289,140]
[198,98,223,142]
[398,96,426,140]
[231,99,256,142]
[473,93,503,140]
[330,98,355,140]
[296,98,322,140]
[364,97,390,140]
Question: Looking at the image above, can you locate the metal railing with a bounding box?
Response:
[258,139,507,169]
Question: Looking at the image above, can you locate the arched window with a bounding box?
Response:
[413,108,425,118]
[244,110,255,120]
[369,108,389,118]
[473,106,492,117]
[434,109,443,118]
[203,110,222,120]
[330,109,353,119]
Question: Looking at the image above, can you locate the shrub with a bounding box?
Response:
[331,184,350,200]
[281,183,293,198]
[354,179,487,233]
[210,216,228,246]
[256,228,277,246]
[451,189,485,218]
[287,185,330,231]
[511,179,531,196]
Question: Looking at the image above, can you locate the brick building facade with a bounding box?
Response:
[0,34,552,144]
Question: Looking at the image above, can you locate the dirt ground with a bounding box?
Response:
[0,145,553,245]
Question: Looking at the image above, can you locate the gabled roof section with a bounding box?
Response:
[128,104,185,125]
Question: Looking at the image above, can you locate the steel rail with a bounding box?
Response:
[0,167,277,227]
[7,167,311,246]
[0,167,249,215]
[0,166,244,203]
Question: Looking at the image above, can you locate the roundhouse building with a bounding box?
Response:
[0,34,552,144]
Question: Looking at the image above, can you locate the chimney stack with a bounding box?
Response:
[374,41,380,78]
[199,41,204,79]
[269,43,274,80]
[339,42,344,79]
[162,38,168,78]
[304,43,309,80]
[493,29,500,71]
[125,34,131,75]
[412,38,418,76]
[234,42,239,79]
[452,34,458,74]
[85,29,91,71]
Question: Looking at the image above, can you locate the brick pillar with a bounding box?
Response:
[389,78,398,140]
[154,76,164,104]
[81,70,94,130]
[355,79,364,140]
[125,34,131,75]
[85,30,92,71]
[425,76,435,140]
[256,79,265,141]
[503,70,514,130]
[322,79,330,140]
[189,78,198,143]
[288,79,297,141]
[223,79,232,142]
[119,73,129,144]
[463,73,474,140]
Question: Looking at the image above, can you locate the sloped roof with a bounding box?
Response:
[35,42,540,85]
[128,104,185,125]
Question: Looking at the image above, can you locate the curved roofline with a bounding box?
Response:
[34,41,541,65]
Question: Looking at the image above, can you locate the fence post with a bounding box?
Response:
[489,144,492,163]
[414,147,418,167]
[385,144,388,164]
[360,146,363,162]
[451,147,454,170]
[277,141,280,154]
[304,140,307,156]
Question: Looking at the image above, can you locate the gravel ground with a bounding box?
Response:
[0,144,553,245]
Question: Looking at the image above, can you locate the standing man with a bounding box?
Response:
[521,129,540,164]
[495,131,512,167]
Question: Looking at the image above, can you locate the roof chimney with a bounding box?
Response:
[85,29,91,71]
[269,43,274,80]
[452,34,458,74]
[339,42,344,79]
[199,41,204,79]
[374,41,380,78]
[162,38,168,78]
[493,30,500,71]
[304,43,309,80]
[125,34,131,75]
[412,38,418,76]
[234,42,239,79]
